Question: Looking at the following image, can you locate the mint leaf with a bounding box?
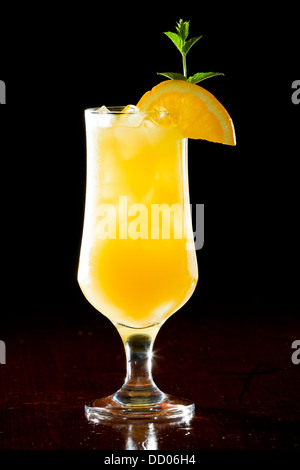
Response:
[187,72,225,84]
[181,36,202,56]
[160,20,224,84]
[157,72,187,81]
[175,19,189,41]
[163,31,183,53]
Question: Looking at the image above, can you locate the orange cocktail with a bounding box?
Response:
[78,19,235,421]
[78,107,198,329]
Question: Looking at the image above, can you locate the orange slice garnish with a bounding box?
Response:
[137,80,236,145]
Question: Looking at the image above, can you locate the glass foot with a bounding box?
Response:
[85,393,195,421]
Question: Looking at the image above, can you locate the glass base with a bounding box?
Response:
[85,393,195,421]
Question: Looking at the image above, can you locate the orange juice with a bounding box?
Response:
[78,107,198,328]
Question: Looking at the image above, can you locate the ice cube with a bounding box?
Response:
[115,105,144,127]
[123,104,140,113]
[95,105,110,113]
[88,105,114,127]
[149,106,173,126]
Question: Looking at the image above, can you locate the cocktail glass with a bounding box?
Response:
[78,106,198,420]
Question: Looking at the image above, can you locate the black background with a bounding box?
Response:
[0,3,299,326]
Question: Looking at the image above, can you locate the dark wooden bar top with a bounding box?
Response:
[1,298,299,451]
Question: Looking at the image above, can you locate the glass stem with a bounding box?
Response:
[113,324,165,406]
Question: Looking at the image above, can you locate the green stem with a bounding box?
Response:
[182,54,187,78]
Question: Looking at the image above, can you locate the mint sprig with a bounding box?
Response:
[157,19,224,84]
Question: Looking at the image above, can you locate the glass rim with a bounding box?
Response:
[85,106,146,115]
